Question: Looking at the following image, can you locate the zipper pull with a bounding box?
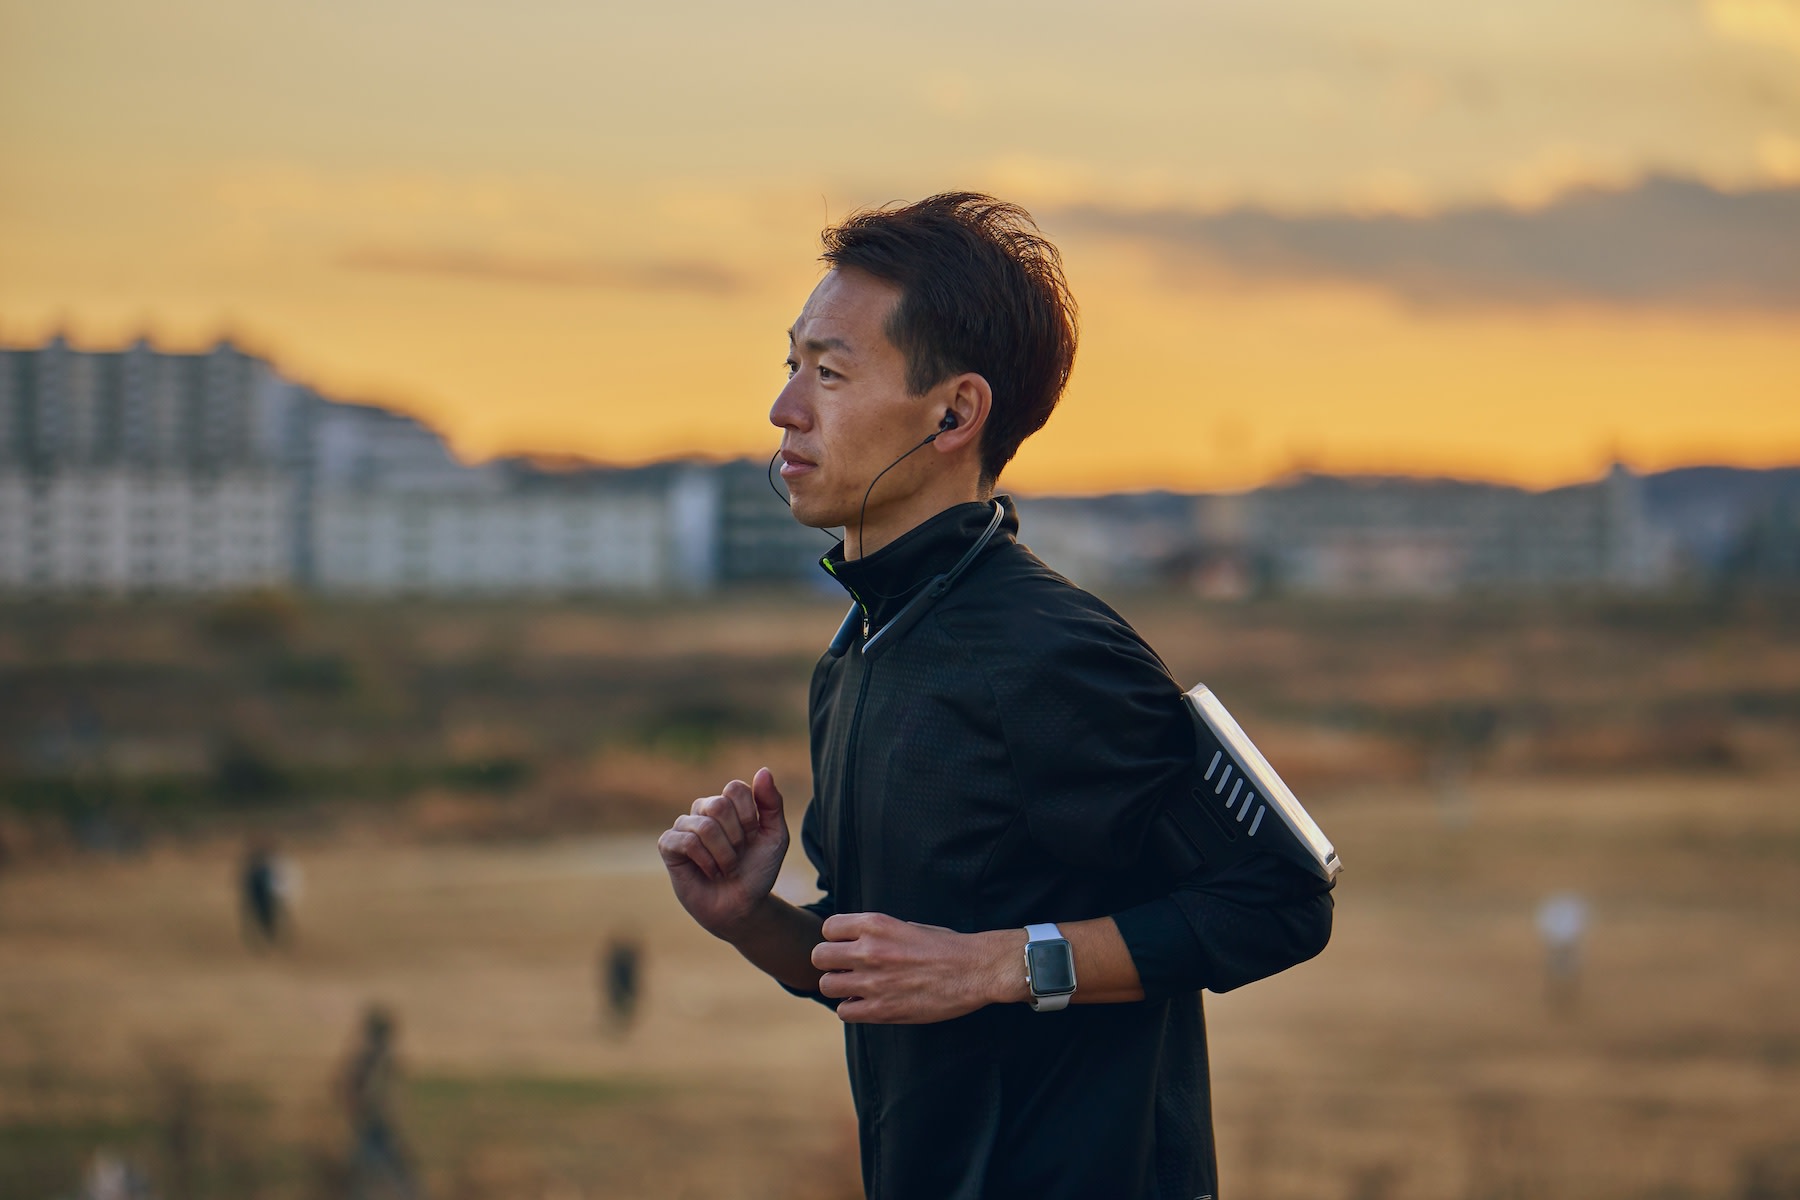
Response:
[861,609,870,641]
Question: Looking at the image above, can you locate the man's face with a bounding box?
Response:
[771,267,939,530]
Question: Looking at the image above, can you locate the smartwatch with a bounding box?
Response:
[1023,922,1077,1012]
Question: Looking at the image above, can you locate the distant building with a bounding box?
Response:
[311,457,710,596]
[0,337,300,592]
[1246,467,1677,597]
[1013,492,1197,589]
[0,337,762,596]
[1012,467,1680,597]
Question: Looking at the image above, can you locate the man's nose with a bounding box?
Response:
[769,376,810,431]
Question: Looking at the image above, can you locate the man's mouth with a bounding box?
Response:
[778,449,817,479]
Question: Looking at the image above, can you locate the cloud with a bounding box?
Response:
[338,246,744,295]
[1059,175,1800,310]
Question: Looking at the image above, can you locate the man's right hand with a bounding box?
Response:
[658,766,790,938]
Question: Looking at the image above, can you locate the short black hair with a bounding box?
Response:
[820,193,1078,484]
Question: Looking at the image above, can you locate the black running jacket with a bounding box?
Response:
[791,497,1334,1200]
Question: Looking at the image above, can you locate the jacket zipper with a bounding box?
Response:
[840,619,874,911]
[820,556,876,909]
[838,613,881,1158]
[823,559,871,643]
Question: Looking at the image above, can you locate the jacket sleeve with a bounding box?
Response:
[978,602,1199,874]
[1113,854,1334,999]
[796,793,836,925]
[779,796,842,1007]
[972,594,1333,998]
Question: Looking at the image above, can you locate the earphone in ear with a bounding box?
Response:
[938,411,959,432]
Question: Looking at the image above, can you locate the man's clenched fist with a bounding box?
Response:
[811,912,1026,1025]
[658,767,790,937]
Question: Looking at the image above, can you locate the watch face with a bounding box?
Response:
[1027,940,1076,994]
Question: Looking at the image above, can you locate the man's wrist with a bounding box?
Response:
[979,928,1031,1006]
[713,890,786,944]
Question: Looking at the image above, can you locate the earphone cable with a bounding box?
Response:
[766,448,841,543]
[842,427,978,602]
[769,425,957,597]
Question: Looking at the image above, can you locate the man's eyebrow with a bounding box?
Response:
[786,329,853,355]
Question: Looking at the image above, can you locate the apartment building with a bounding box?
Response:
[0,337,770,595]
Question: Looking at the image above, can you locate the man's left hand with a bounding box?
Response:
[812,913,1028,1024]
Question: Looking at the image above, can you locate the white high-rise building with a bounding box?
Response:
[0,337,300,592]
[0,336,765,596]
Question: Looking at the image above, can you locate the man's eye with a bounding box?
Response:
[784,359,798,377]
[818,366,837,381]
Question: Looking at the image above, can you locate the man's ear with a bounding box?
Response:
[932,373,991,455]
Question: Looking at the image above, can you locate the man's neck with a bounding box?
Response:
[847,476,991,560]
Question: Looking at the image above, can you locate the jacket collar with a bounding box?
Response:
[822,496,1019,631]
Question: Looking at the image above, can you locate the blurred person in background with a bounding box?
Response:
[660,194,1334,1200]
[75,1150,152,1200]
[239,837,286,948]
[598,933,642,1036]
[339,1005,421,1200]
[1536,891,1589,1014]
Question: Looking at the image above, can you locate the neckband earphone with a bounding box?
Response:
[832,496,1005,660]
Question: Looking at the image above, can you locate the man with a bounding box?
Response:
[658,193,1333,1199]
[339,1005,420,1200]
[239,838,285,948]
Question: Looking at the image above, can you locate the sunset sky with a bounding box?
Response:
[3,0,1798,493]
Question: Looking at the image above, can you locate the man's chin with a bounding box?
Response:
[787,495,849,536]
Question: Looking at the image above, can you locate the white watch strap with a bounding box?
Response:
[1025,923,1072,1012]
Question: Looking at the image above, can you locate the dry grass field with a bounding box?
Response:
[2,594,1798,1198]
